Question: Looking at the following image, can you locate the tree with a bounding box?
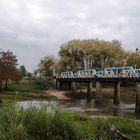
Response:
[0,50,19,89]
[19,65,27,79]
[58,39,127,71]
[27,72,32,79]
[127,51,140,68]
[38,55,57,77]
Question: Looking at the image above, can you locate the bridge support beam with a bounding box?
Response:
[136,83,140,114]
[68,82,72,90]
[53,78,57,88]
[59,82,63,90]
[87,82,92,97]
[113,82,120,105]
[56,81,63,90]
[56,81,60,89]
[95,81,102,104]
[72,81,76,94]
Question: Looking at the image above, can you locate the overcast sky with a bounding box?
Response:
[0,0,140,72]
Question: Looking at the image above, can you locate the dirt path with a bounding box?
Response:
[45,89,70,100]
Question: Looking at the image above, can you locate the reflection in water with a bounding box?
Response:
[17,100,58,112]
[17,98,139,119]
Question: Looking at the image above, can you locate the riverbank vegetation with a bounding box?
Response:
[0,103,139,140]
[0,79,136,102]
[0,79,57,100]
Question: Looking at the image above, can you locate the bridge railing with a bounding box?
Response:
[58,66,140,79]
[77,69,96,78]
[59,71,74,78]
[96,71,104,77]
[103,66,137,78]
[135,69,140,77]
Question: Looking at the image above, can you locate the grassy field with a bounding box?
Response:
[0,103,139,140]
[0,80,57,101]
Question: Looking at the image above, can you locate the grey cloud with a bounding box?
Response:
[0,0,140,71]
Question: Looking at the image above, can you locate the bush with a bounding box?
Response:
[23,108,52,139]
[0,104,93,140]
[34,78,54,90]
[0,104,27,140]
[0,104,139,140]
[50,109,82,139]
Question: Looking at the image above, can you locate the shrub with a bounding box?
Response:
[0,104,27,140]
[0,104,139,140]
[23,108,52,140]
[51,109,82,139]
[34,78,54,90]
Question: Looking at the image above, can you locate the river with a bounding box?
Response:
[17,98,140,119]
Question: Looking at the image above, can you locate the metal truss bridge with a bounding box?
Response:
[58,66,140,81]
[56,66,140,113]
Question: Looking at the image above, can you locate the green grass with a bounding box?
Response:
[7,80,43,93]
[0,103,139,140]
[0,92,58,101]
[92,118,140,140]
[0,80,58,101]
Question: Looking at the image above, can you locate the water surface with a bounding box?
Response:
[17,98,139,119]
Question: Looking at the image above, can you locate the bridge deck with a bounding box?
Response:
[57,77,140,83]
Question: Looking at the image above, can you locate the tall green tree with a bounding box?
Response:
[58,39,127,71]
[38,55,57,77]
[19,65,27,79]
[127,51,140,68]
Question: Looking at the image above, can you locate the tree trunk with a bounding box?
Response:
[5,79,8,89]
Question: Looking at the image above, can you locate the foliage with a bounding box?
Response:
[19,65,27,79]
[127,51,140,68]
[0,79,57,100]
[38,55,57,77]
[27,72,32,79]
[34,78,54,90]
[37,39,140,75]
[0,104,139,140]
[0,50,19,89]
[2,79,54,92]
[55,39,140,73]
[58,39,126,72]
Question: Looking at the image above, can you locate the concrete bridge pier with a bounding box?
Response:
[56,81,63,90]
[59,81,63,90]
[113,82,120,105]
[68,82,72,90]
[136,83,140,114]
[56,81,60,89]
[72,81,76,94]
[87,82,92,97]
[53,78,57,87]
[95,81,102,104]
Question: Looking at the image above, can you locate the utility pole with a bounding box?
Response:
[135,48,139,69]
